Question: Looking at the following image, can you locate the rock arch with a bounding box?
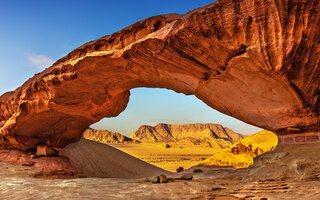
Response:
[0,0,319,150]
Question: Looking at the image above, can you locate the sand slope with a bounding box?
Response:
[59,138,172,178]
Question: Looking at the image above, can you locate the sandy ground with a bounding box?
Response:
[59,139,173,178]
[109,143,216,172]
[0,139,319,199]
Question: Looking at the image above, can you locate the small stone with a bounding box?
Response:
[159,174,167,183]
[151,176,160,184]
[211,187,223,191]
[181,175,193,180]
[36,145,56,157]
[31,154,40,159]
[166,178,173,182]
[21,161,35,166]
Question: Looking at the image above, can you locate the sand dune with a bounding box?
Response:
[59,138,172,178]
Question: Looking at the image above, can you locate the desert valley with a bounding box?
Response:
[84,123,277,171]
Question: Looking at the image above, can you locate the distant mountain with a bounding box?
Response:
[83,128,140,144]
[129,123,244,149]
[200,130,278,168]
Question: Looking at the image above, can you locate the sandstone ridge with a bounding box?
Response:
[83,128,139,144]
[130,123,244,149]
[0,0,319,150]
[200,130,278,168]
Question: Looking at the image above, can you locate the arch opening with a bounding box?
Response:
[85,87,266,172]
[90,87,263,136]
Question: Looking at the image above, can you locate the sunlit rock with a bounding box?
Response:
[0,0,319,150]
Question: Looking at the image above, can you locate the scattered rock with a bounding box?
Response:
[36,145,57,157]
[193,168,203,173]
[21,161,35,166]
[31,154,40,159]
[162,144,170,148]
[176,166,184,173]
[151,176,160,184]
[148,175,194,184]
[159,175,167,183]
[166,178,173,182]
[211,187,223,191]
[181,175,193,180]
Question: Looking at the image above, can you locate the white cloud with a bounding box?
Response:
[28,54,54,69]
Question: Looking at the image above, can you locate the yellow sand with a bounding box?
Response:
[109,143,216,172]
[84,130,278,172]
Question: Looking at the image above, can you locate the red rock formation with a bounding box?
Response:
[278,132,320,145]
[0,0,319,150]
[36,144,57,156]
[0,149,75,177]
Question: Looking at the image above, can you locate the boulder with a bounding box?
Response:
[181,175,193,181]
[151,176,160,184]
[159,175,167,183]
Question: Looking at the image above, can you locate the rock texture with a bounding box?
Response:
[83,128,139,144]
[200,130,278,168]
[130,123,243,148]
[36,144,57,157]
[0,0,319,150]
[278,132,320,144]
[0,149,75,177]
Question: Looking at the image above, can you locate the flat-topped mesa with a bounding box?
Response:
[0,0,319,150]
[130,123,244,148]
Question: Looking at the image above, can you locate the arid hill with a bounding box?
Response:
[200,130,278,168]
[83,128,139,144]
[130,123,244,149]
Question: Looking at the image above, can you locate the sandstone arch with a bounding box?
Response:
[0,0,319,150]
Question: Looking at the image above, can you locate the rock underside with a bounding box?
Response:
[0,0,319,150]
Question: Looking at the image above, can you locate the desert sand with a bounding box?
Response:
[109,142,215,172]
[59,138,172,178]
[1,142,320,199]
[85,129,277,171]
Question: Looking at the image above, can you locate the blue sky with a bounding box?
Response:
[0,0,262,135]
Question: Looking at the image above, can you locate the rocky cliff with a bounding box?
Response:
[130,123,244,149]
[83,128,139,144]
[0,0,319,150]
[200,130,278,168]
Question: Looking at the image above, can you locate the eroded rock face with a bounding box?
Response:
[130,123,243,148]
[0,0,319,150]
[83,128,140,144]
